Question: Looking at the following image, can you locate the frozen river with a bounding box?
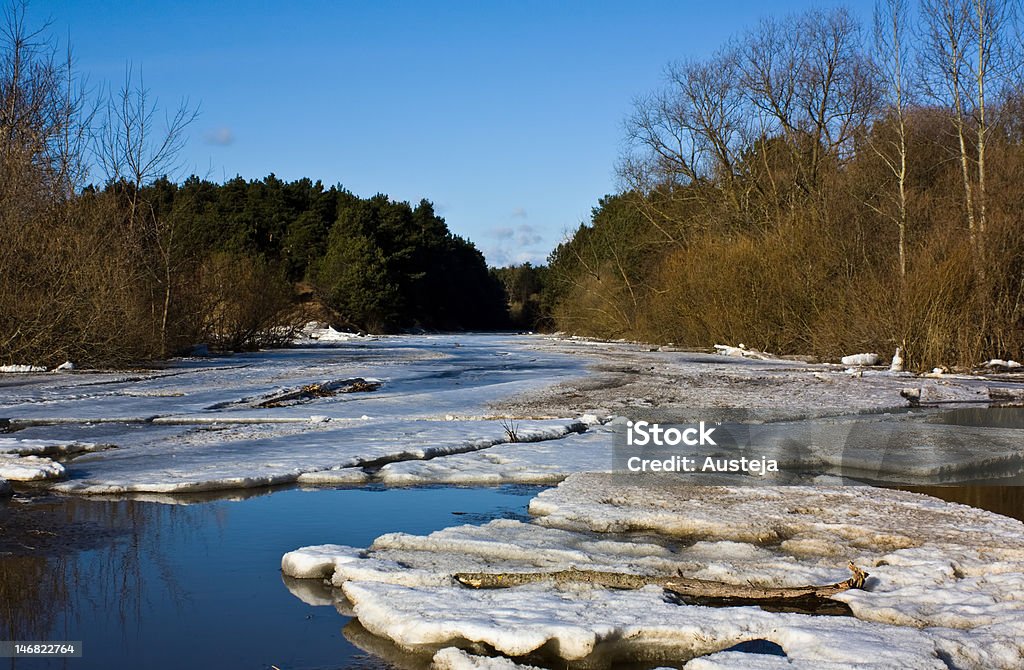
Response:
[2,334,1024,669]
[0,335,599,493]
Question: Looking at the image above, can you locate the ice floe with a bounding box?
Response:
[284,473,1024,668]
[0,454,65,481]
[344,581,948,667]
[50,418,587,494]
[378,421,613,485]
[841,353,880,366]
[0,437,106,457]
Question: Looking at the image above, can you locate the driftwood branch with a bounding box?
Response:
[257,378,380,408]
[454,562,868,606]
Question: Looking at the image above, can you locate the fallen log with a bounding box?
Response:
[257,378,381,408]
[454,562,867,606]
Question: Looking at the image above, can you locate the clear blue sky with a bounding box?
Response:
[47,0,864,266]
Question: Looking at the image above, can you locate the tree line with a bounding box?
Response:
[0,3,507,367]
[538,0,1024,369]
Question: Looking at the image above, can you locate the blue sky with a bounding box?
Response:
[47,0,865,266]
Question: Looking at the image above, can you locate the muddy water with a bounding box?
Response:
[901,485,1024,521]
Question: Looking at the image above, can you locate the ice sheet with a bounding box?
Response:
[5,334,1024,493]
[286,473,1024,669]
[378,422,613,485]
[0,335,594,493]
[343,581,946,667]
[50,418,587,494]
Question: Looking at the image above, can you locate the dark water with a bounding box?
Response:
[2,481,1022,670]
[901,485,1024,521]
[0,486,541,670]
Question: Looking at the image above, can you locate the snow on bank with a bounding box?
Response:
[713,344,775,360]
[0,364,46,373]
[0,454,64,481]
[985,359,1022,370]
[292,322,365,344]
[285,474,1024,668]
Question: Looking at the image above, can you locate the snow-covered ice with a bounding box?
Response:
[378,420,613,485]
[433,647,545,670]
[292,321,365,344]
[0,336,601,493]
[0,437,106,457]
[0,454,64,480]
[284,473,1024,668]
[841,353,880,366]
[47,417,587,494]
[3,334,1024,492]
[713,344,775,360]
[343,581,947,667]
[889,348,904,372]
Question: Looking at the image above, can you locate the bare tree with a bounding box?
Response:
[871,0,914,280]
[0,0,96,365]
[0,0,89,198]
[739,9,878,197]
[97,65,196,228]
[920,0,975,251]
[919,0,1012,267]
[621,47,754,239]
[96,66,198,354]
[970,0,1014,243]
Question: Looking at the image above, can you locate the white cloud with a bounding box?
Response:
[515,224,542,246]
[203,127,235,146]
[487,226,516,240]
[482,223,547,267]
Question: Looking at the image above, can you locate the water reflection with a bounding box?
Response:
[1,479,1021,669]
[1,496,207,668]
[900,485,1024,522]
[0,486,540,669]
